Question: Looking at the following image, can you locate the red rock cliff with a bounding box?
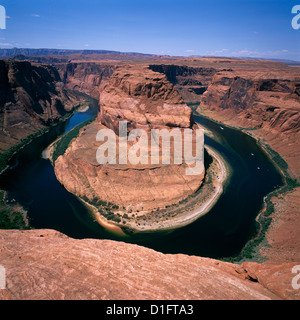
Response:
[56,62,115,98]
[0,59,78,163]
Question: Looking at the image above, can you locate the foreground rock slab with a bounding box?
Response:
[0,229,299,300]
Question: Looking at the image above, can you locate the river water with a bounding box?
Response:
[0,103,283,259]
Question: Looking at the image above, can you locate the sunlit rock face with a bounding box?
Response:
[54,65,205,213]
[98,65,193,132]
[1,229,298,300]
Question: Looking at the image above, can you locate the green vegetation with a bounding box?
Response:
[80,195,122,223]
[0,208,28,229]
[81,195,116,210]
[263,143,289,174]
[0,190,30,230]
[0,148,17,173]
[52,116,96,164]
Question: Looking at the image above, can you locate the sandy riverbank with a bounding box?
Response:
[83,200,128,237]
[87,146,230,234]
[78,105,89,112]
[127,146,229,232]
[41,138,59,160]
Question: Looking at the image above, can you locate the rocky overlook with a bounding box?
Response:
[0,229,299,300]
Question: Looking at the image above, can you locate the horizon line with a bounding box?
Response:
[0,47,299,63]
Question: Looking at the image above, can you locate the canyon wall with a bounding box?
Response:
[194,61,300,264]
[56,62,115,98]
[149,64,217,102]
[201,71,300,136]
[197,64,300,178]
[0,59,79,163]
[150,59,300,264]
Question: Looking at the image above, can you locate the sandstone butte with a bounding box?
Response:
[0,55,300,300]
[54,65,205,214]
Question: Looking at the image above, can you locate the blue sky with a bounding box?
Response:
[0,0,299,60]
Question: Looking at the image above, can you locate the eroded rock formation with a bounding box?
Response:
[98,65,193,131]
[54,65,205,213]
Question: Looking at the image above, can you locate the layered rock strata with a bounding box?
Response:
[56,62,115,98]
[0,59,78,158]
[54,65,205,213]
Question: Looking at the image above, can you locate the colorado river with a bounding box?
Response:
[0,103,283,259]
